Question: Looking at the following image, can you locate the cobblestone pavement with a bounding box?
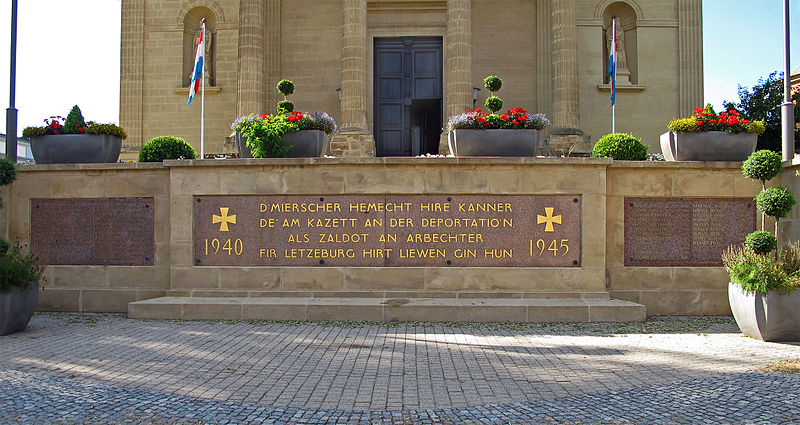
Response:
[1,314,799,424]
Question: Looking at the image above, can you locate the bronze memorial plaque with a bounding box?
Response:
[624,197,755,267]
[193,195,582,267]
[31,198,155,266]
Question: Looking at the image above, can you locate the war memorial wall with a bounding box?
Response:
[2,157,791,317]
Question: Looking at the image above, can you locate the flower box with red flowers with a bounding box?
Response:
[232,111,337,158]
[21,109,127,164]
[660,105,766,162]
[446,108,551,157]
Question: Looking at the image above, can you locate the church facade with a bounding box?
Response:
[119,0,703,157]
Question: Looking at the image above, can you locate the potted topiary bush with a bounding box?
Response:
[232,79,337,158]
[661,105,765,161]
[446,75,550,157]
[590,133,648,160]
[0,158,44,335]
[139,136,197,162]
[22,105,127,164]
[723,149,800,342]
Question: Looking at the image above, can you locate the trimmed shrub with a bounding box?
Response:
[755,187,796,219]
[590,133,648,160]
[483,75,502,93]
[277,100,295,113]
[276,79,295,96]
[742,149,782,185]
[63,105,86,134]
[744,230,778,255]
[138,136,197,162]
[484,96,503,113]
[0,158,16,186]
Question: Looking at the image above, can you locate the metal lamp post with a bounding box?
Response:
[782,0,794,161]
[5,0,18,161]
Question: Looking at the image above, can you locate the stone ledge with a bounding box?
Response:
[128,296,646,322]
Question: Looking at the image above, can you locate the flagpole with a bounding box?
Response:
[611,17,616,134]
[200,20,206,159]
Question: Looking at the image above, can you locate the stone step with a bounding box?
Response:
[164,290,612,299]
[129,297,646,323]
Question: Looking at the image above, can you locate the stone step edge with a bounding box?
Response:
[164,290,612,299]
[129,297,646,323]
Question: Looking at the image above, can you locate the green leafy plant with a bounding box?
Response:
[62,105,86,134]
[590,133,648,160]
[484,96,503,113]
[0,158,15,186]
[744,230,777,255]
[237,113,296,157]
[276,79,295,97]
[755,187,795,219]
[85,123,128,139]
[21,127,46,138]
[277,100,295,114]
[667,104,765,135]
[742,150,783,190]
[723,246,799,295]
[0,243,43,294]
[483,75,502,92]
[138,136,197,162]
[728,71,800,151]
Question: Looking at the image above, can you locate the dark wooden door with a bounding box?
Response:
[374,37,442,156]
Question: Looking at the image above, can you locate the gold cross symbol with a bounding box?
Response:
[212,207,237,232]
[537,207,562,232]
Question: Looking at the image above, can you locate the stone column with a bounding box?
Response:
[550,0,587,154]
[236,0,265,117]
[440,0,473,155]
[119,0,144,152]
[265,0,281,113]
[330,0,374,157]
[678,0,703,116]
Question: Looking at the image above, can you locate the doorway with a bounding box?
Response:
[373,37,443,156]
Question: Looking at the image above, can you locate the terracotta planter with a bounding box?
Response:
[236,130,326,158]
[660,131,757,162]
[728,282,800,342]
[0,282,39,336]
[448,129,541,157]
[30,134,122,164]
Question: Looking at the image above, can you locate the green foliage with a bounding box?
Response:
[744,230,777,255]
[62,105,86,134]
[483,75,502,93]
[22,127,46,138]
[277,100,295,114]
[666,118,700,133]
[745,120,766,135]
[780,242,800,276]
[723,246,800,295]
[590,133,648,160]
[85,123,128,139]
[276,79,295,97]
[742,150,783,184]
[755,187,796,219]
[239,114,298,158]
[0,238,8,256]
[730,71,800,152]
[138,136,197,162]
[0,158,16,186]
[484,96,503,113]
[0,243,44,293]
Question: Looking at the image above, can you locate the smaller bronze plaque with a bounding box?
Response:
[31,198,155,266]
[624,197,755,267]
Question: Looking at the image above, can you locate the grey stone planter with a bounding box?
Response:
[448,129,541,157]
[236,130,326,158]
[30,134,122,164]
[728,282,800,342]
[660,131,757,162]
[0,282,39,336]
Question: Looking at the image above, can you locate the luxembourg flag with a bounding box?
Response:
[187,19,205,106]
[607,17,617,107]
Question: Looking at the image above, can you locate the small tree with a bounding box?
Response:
[483,75,503,113]
[62,105,86,134]
[728,72,800,152]
[276,79,295,113]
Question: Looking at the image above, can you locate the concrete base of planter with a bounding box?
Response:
[448,129,541,157]
[236,130,326,158]
[0,282,39,336]
[31,134,122,164]
[660,131,757,162]
[728,282,800,342]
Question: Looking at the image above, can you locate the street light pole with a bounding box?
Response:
[5,0,18,162]
[782,0,794,162]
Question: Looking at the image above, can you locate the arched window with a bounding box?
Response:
[182,7,217,87]
[602,2,637,85]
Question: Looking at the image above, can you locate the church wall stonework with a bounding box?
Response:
[120,0,702,157]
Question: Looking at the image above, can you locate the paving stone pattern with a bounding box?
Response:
[1,314,799,424]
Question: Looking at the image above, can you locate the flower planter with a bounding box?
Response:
[236,130,326,158]
[30,134,122,164]
[728,282,800,342]
[0,282,39,336]
[448,129,541,157]
[659,131,757,162]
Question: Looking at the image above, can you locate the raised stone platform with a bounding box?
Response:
[128,297,646,322]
